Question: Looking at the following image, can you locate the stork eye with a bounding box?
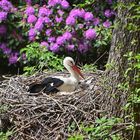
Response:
[69,61,74,65]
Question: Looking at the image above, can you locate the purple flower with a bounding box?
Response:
[111,10,116,16]
[69,9,79,18]
[55,16,63,23]
[25,6,35,15]
[56,36,65,45]
[66,16,76,26]
[67,44,74,51]
[0,43,6,50]
[85,29,96,40]
[106,0,112,4]
[0,0,13,12]
[44,17,51,23]
[22,53,26,60]
[3,47,11,55]
[39,7,47,17]
[25,0,32,5]
[84,12,93,21]
[8,52,18,64]
[57,10,64,16]
[45,29,52,36]
[61,0,69,9]
[40,41,49,47]
[103,20,111,28]
[78,24,84,29]
[11,7,18,13]
[0,25,7,34]
[48,0,61,7]
[29,28,36,36]
[28,28,36,41]
[63,31,72,40]
[27,15,37,23]
[51,22,54,26]
[0,12,7,21]
[50,43,59,52]
[78,43,89,53]
[48,37,56,43]
[93,18,100,26]
[69,9,85,18]
[39,7,52,17]
[104,9,112,18]
[0,43,11,55]
[78,9,85,18]
[48,0,55,6]
[38,17,44,23]
[34,20,44,31]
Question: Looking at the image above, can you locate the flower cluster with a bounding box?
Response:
[24,1,103,53]
[85,29,96,40]
[0,24,7,34]
[48,0,69,9]
[25,0,32,5]
[0,0,19,64]
[0,43,18,64]
[0,0,14,22]
[0,0,116,65]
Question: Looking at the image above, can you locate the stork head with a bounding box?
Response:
[63,57,84,79]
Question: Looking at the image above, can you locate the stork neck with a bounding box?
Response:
[68,68,80,81]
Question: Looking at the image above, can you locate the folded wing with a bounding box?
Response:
[28,77,64,94]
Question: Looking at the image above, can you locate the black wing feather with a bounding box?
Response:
[28,77,64,94]
[42,77,64,87]
[28,84,46,93]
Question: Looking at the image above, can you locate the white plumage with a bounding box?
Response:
[56,57,84,92]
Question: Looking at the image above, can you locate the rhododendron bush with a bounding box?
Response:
[0,0,116,67]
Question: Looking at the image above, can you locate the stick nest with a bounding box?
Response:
[0,71,110,140]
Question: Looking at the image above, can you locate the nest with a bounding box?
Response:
[0,71,129,140]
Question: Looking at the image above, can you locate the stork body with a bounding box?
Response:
[28,57,84,94]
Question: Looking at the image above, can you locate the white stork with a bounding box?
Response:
[28,57,84,94]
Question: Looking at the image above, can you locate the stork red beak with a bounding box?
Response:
[72,65,84,79]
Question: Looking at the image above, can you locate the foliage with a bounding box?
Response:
[117,52,140,139]
[82,64,97,72]
[122,52,140,104]
[116,1,140,107]
[20,42,64,75]
[0,131,12,140]
[0,105,9,114]
[68,117,122,140]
